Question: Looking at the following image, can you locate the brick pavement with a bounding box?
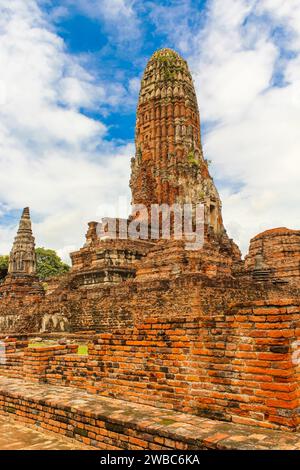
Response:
[0,415,91,450]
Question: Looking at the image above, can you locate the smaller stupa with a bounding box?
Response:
[0,208,44,299]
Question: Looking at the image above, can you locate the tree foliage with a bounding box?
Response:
[35,247,70,280]
[0,249,70,281]
[0,255,9,281]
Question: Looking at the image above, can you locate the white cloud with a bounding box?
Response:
[186,0,300,254]
[70,0,141,47]
[0,225,15,258]
[0,0,132,262]
[146,0,299,254]
[257,0,300,49]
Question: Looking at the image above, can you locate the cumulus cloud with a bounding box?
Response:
[145,0,299,254]
[147,0,202,53]
[0,0,132,261]
[66,0,142,50]
[186,0,300,253]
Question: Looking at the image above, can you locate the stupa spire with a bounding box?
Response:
[8,207,37,275]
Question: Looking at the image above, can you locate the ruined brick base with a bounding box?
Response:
[1,295,300,434]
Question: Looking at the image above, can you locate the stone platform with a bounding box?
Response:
[0,377,300,450]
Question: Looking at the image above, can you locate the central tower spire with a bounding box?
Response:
[130,48,225,236]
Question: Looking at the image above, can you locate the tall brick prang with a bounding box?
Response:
[130,48,225,237]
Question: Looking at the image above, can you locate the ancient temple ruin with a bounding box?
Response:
[0,207,43,303]
[8,207,37,276]
[0,49,299,445]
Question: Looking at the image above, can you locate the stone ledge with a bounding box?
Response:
[0,377,300,450]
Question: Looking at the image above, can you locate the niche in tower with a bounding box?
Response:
[209,204,218,232]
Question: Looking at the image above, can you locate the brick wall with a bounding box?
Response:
[1,274,293,335]
[0,379,244,450]
[39,299,300,431]
[0,344,78,382]
[0,298,299,431]
[0,392,189,450]
[23,344,78,383]
[0,352,24,379]
[46,354,90,389]
[0,339,28,379]
[222,299,300,430]
[83,299,299,431]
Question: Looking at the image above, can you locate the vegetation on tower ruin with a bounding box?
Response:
[187,148,200,167]
[154,50,185,81]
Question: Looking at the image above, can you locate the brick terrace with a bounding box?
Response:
[1,296,300,435]
[1,377,300,450]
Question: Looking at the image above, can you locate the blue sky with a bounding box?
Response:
[0,0,299,260]
[48,0,209,141]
